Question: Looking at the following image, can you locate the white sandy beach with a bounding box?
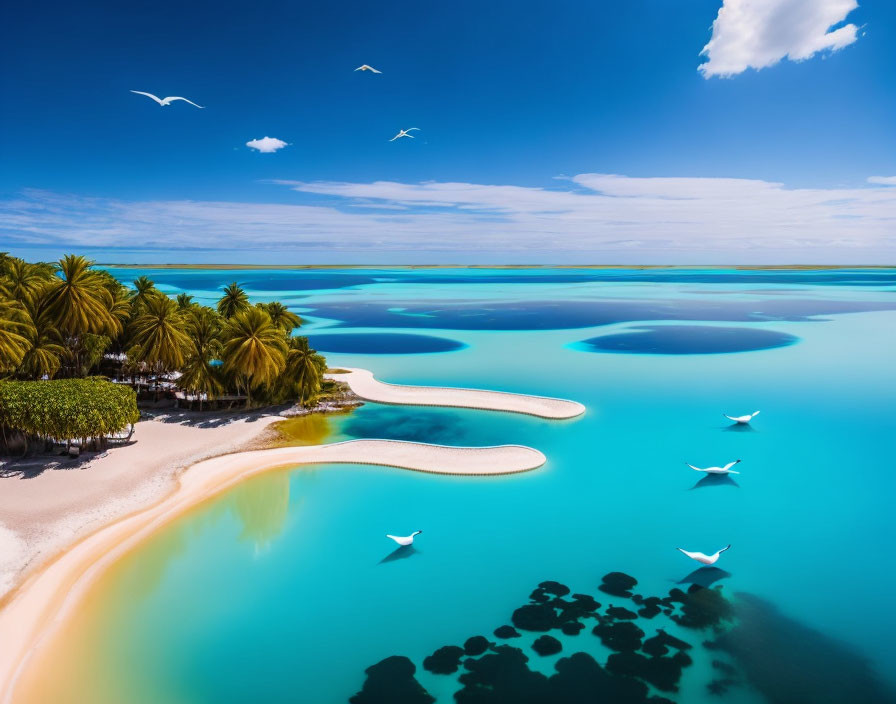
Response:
[327,367,586,419]
[0,413,280,599]
[0,439,544,703]
[0,367,579,701]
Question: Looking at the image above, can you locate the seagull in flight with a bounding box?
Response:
[355,64,382,73]
[724,411,760,424]
[677,545,731,566]
[686,459,741,475]
[130,90,204,108]
[386,530,422,546]
[389,128,420,141]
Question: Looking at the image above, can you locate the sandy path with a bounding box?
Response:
[0,414,280,598]
[0,439,544,702]
[326,367,586,419]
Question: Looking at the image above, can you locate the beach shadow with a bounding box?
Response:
[723,423,757,433]
[155,409,274,428]
[0,451,107,479]
[690,474,740,490]
[677,566,731,588]
[379,545,420,564]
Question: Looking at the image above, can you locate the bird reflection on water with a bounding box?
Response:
[690,473,740,490]
[378,545,421,564]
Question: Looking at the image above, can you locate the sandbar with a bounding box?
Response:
[326,367,586,419]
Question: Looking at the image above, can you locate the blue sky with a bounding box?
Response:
[1,0,894,263]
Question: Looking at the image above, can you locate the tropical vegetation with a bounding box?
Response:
[0,253,328,449]
[0,378,139,453]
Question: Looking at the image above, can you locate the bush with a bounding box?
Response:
[0,378,138,443]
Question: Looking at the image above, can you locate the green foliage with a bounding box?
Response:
[45,254,116,336]
[0,378,139,440]
[179,306,224,401]
[258,301,302,332]
[1,255,328,409]
[0,300,29,374]
[281,336,326,405]
[222,307,286,405]
[217,282,250,318]
[130,295,190,370]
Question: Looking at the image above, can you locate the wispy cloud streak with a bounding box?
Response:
[2,172,895,262]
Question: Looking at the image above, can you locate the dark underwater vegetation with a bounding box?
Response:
[576,325,799,355]
[342,407,470,445]
[351,574,896,703]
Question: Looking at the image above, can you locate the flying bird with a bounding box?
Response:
[355,64,382,73]
[386,531,422,546]
[130,90,204,108]
[677,545,731,566]
[686,459,741,475]
[389,128,420,141]
[724,411,760,424]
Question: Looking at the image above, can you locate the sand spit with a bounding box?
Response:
[327,368,586,419]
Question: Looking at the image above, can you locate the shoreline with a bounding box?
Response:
[0,440,545,703]
[0,368,579,701]
[327,368,586,419]
[0,413,281,600]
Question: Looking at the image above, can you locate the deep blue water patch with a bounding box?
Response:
[301,298,896,331]
[306,333,466,354]
[343,407,469,444]
[576,325,798,355]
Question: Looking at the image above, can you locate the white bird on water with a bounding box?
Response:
[724,411,760,424]
[355,64,382,73]
[389,128,420,141]
[677,545,731,565]
[386,531,422,546]
[686,459,741,475]
[130,90,204,108]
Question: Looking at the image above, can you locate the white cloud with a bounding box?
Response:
[246,136,288,153]
[867,176,896,186]
[699,0,860,78]
[2,174,895,263]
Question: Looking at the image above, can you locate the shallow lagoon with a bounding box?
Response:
[21,268,896,703]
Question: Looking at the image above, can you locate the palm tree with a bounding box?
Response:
[217,282,250,318]
[43,255,115,375]
[129,275,158,311]
[0,297,29,375]
[131,295,190,372]
[221,308,286,406]
[2,258,52,305]
[283,336,325,405]
[45,255,115,336]
[258,301,302,332]
[103,283,133,340]
[176,292,195,310]
[179,307,224,409]
[18,299,64,379]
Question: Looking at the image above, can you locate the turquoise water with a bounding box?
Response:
[42,269,896,702]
